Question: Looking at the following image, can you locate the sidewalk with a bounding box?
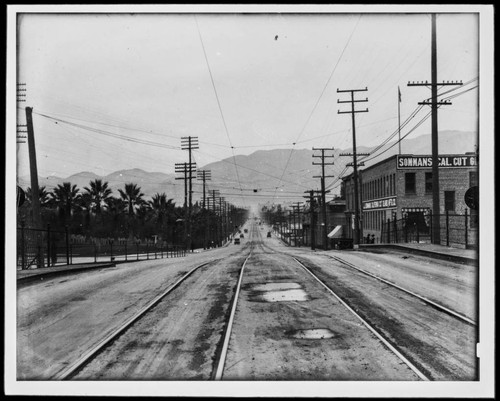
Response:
[359,242,478,266]
[17,262,116,285]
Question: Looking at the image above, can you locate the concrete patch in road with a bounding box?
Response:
[248,282,309,302]
[287,328,335,340]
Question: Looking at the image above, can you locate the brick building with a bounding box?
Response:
[341,153,478,246]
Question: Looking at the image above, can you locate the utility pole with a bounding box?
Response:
[291,202,303,247]
[304,190,320,250]
[208,189,220,246]
[398,86,402,155]
[340,156,369,243]
[408,14,462,245]
[337,87,369,248]
[25,106,44,268]
[312,147,335,250]
[175,162,196,250]
[181,137,199,252]
[197,170,211,249]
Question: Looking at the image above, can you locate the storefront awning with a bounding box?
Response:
[327,225,343,239]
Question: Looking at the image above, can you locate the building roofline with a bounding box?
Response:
[341,152,477,181]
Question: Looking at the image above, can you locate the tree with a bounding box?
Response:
[84,179,112,216]
[149,193,176,236]
[50,182,80,227]
[118,183,145,238]
[26,186,51,208]
[118,183,145,217]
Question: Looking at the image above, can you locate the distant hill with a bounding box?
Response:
[17,130,477,208]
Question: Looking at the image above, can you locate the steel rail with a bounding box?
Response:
[292,256,431,381]
[328,254,476,326]
[54,260,217,380]
[214,248,253,380]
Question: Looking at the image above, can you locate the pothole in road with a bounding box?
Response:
[251,282,301,291]
[249,282,309,302]
[287,328,335,339]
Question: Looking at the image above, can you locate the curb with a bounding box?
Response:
[17,263,116,285]
[359,244,478,266]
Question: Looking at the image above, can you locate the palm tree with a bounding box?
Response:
[105,196,126,238]
[118,183,145,238]
[50,182,80,226]
[149,193,176,231]
[26,186,51,207]
[84,179,112,216]
[118,183,145,217]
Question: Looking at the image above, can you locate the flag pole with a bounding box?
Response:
[398,86,402,155]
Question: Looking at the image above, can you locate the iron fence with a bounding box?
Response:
[17,224,186,270]
[380,210,478,249]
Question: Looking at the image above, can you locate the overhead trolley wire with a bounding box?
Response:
[271,14,363,204]
[194,15,247,207]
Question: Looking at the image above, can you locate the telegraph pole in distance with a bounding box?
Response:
[175,162,196,250]
[291,202,303,247]
[312,147,335,250]
[337,87,368,248]
[181,137,199,252]
[197,169,211,249]
[208,189,220,246]
[340,155,369,243]
[408,14,462,245]
[304,190,321,250]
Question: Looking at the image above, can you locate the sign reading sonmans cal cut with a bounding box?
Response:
[363,196,397,210]
[397,155,478,169]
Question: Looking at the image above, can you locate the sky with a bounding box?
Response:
[11,6,485,188]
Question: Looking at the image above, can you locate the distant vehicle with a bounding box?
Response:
[240,234,244,238]
[234,238,240,244]
[267,232,272,238]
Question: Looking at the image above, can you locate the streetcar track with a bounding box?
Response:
[326,254,477,326]
[290,256,431,381]
[54,259,222,380]
[219,227,430,380]
[259,237,475,326]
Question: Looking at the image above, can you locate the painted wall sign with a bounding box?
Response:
[363,196,397,210]
[397,155,478,169]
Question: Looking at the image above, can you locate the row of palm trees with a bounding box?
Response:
[19,179,179,241]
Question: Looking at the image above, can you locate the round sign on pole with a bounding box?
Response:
[464,186,478,210]
[17,186,26,207]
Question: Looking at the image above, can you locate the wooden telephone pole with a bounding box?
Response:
[337,87,369,247]
[312,147,335,250]
[197,169,211,249]
[26,106,44,268]
[408,14,462,245]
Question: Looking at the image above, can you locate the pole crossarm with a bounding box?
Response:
[407,15,462,245]
[337,87,369,246]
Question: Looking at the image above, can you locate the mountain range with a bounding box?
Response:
[17,130,477,208]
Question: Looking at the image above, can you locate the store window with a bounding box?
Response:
[425,172,433,194]
[444,191,455,212]
[405,173,416,194]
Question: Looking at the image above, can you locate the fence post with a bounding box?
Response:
[125,241,128,261]
[146,240,149,260]
[65,225,70,265]
[446,210,450,247]
[416,222,420,243]
[387,218,391,243]
[136,242,139,261]
[47,224,51,267]
[94,244,97,263]
[404,217,408,243]
[110,239,113,262]
[465,209,468,249]
[21,221,26,270]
